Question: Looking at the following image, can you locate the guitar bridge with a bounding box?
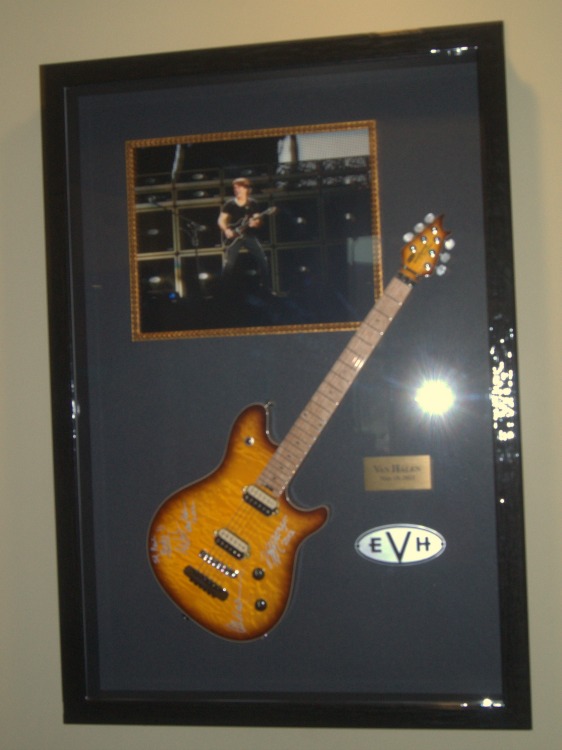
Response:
[243,484,279,516]
[199,550,239,578]
[184,566,229,600]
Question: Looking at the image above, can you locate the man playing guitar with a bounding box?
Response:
[218,177,273,293]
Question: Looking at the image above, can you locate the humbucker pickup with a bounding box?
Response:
[215,528,250,559]
[184,566,228,600]
[243,484,279,516]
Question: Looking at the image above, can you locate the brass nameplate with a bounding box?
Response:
[363,455,432,491]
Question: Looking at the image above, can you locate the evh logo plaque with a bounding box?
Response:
[355,524,446,565]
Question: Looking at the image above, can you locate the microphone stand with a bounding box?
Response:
[147,198,209,298]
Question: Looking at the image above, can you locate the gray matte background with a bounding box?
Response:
[73,57,500,695]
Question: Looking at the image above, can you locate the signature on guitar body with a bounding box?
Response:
[149,404,326,640]
[148,214,453,640]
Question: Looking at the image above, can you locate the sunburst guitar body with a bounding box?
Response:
[148,404,328,641]
[148,214,452,641]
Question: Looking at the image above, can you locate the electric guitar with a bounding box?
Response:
[222,206,277,250]
[148,214,452,640]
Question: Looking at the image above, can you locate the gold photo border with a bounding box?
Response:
[126,120,382,341]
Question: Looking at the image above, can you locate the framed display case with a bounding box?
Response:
[41,21,531,728]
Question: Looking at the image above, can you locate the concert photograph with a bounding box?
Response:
[127,123,381,338]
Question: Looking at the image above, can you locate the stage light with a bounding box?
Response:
[415,379,455,415]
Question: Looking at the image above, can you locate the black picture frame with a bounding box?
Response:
[41,21,531,729]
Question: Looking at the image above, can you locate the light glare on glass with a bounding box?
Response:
[415,379,455,415]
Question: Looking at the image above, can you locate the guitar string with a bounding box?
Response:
[177,233,440,567]
[176,283,410,587]
[166,289,413,600]
[208,284,408,558]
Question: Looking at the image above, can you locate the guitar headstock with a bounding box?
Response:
[399,214,453,283]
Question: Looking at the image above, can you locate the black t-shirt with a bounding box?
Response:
[222,198,259,235]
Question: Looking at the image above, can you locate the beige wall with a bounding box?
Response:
[1,1,560,748]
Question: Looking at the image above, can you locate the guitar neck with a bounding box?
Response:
[257,274,413,496]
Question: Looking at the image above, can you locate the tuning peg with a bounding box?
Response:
[403,231,414,243]
[424,212,436,224]
[444,237,455,250]
[440,251,451,264]
[413,222,425,233]
[436,264,448,276]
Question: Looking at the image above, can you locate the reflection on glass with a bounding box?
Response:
[415,379,455,416]
[490,330,516,442]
